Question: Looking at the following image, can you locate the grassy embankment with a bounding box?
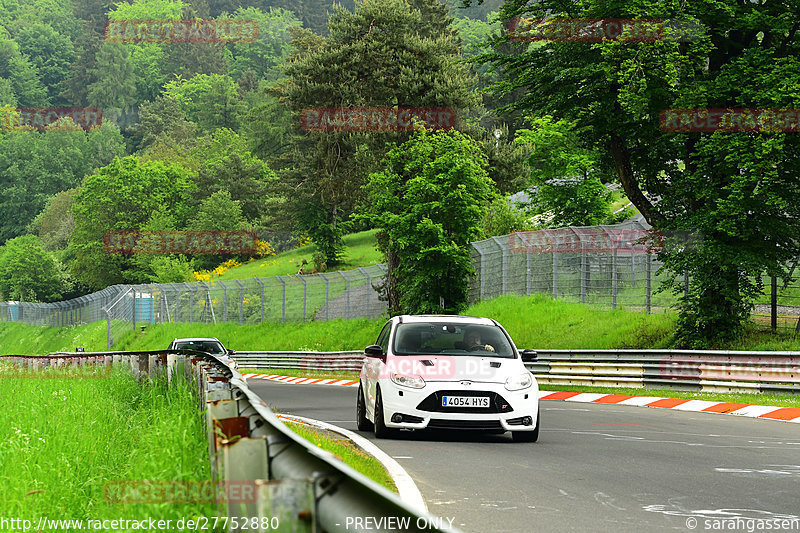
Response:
[0,368,218,523]
[216,229,382,281]
[3,293,799,408]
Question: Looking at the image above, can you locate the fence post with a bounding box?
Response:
[612,248,618,310]
[771,276,777,332]
[221,281,228,322]
[341,271,350,319]
[255,278,264,323]
[646,253,652,314]
[132,290,137,332]
[105,309,111,349]
[580,242,587,304]
[478,247,486,300]
[358,267,371,317]
[320,274,329,321]
[234,279,244,325]
[552,241,558,300]
[297,275,307,321]
[277,276,286,323]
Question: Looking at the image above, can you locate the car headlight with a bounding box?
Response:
[505,372,533,391]
[391,373,426,389]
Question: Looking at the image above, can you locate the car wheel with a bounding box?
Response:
[356,383,374,431]
[373,388,393,439]
[512,408,540,443]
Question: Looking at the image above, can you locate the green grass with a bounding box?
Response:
[283,421,396,493]
[0,368,217,523]
[543,384,800,408]
[216,229,382,281]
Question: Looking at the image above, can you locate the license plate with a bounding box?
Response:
[441,396,489,407]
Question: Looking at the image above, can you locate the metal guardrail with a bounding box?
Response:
[233,349,800,394]
[7,351,460,533]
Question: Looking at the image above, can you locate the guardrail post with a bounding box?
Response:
[222,437,271,528]
[255,479,314,533]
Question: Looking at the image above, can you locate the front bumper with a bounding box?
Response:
[378,379,539,432]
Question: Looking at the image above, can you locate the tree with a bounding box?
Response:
[69,156,196,289]
[281,0,478,265]
[0,31,49,106]
[14,23,75,104]
[187,189,247,270]
[163,74,245,132]
[0,124,125,243]
[478,0,800,346]
[59,25,102,106]
[27,188,78,251]
[515,116,613,226]
[223,7,301,82]
[86,42,138,110]
[130,94,198,152]
[365,128,495,314]
[0,235,66,302]
[195,130,277,222]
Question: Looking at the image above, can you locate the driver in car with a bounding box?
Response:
[465,330,495,352]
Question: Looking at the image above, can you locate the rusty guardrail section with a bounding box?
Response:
[232,349,800,395]
[5,351,460,533]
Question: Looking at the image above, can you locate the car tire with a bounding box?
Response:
[357,383,374,431]
[512,408,540,443]
[373,388,393,439]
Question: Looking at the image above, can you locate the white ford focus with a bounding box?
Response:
[356,315,540,442]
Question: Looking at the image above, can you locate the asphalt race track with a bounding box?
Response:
[249,380,800,533]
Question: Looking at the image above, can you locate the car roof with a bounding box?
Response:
[394,315,496,326]
[171,338,223,343]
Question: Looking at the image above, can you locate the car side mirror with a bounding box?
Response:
[228,349,236,356]
[520,349,538,362]
[364,345,386,362]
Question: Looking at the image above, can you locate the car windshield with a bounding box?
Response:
[392,323,516,358]
[174,341,225,354]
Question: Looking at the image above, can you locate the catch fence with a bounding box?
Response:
[2,221,799,347]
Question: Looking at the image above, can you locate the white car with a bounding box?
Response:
[356,315,540,442]
[168,337,239,370]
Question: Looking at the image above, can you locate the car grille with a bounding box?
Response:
[427,419,504,431]
[416,390,514,414]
